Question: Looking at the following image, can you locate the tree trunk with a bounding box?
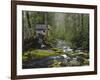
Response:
[26,12,31,28]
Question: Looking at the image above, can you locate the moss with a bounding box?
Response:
[22,48,64,60]
[30,50,61,59]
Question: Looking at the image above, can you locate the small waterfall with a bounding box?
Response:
[56,39,72,52]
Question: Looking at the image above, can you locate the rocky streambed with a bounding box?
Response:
[22,53,87,69]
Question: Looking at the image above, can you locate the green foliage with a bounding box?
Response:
[22,52,29,62]
[70,14,89,51]
[43,35,56,48]
[22,56,28,62]
[22,11,89,53]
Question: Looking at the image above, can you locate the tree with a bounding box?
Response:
[22,11,89,51]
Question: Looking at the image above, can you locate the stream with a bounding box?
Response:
[22,40,80,69]
[23,54,71,68]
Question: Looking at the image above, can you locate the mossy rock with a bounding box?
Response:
[83,59,89,65]
[51,48,63,54]
[68,60,81,66]
[49,60,61,67]
[30,50,59,59]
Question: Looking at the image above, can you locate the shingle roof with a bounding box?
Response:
[35,24,48,30]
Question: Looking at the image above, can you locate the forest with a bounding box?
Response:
[22,11,89,69]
